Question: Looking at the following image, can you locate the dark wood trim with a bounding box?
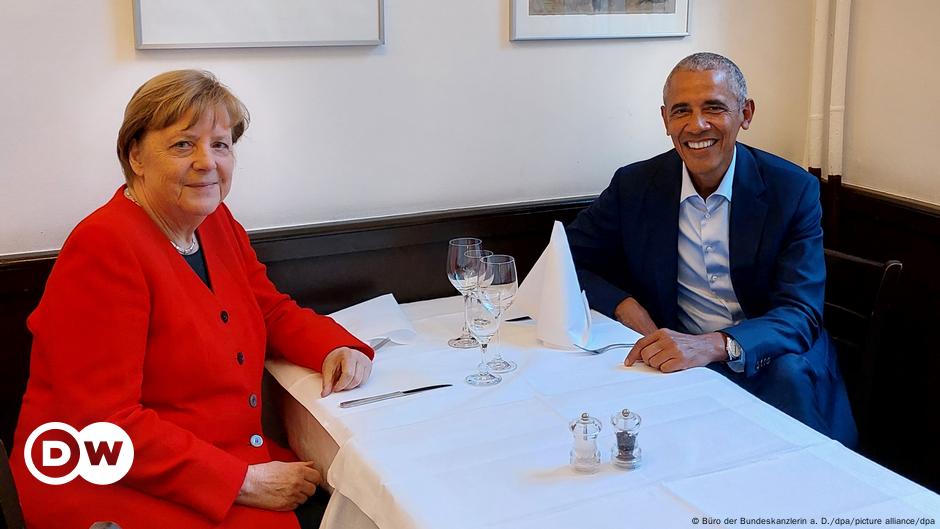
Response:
[0,438,25,529]
[249,197,594,263]
[821,180,940,230]
[820,180,940,493]
[248,196,595,313]
[824,174,843,246]
[851,183,940,214]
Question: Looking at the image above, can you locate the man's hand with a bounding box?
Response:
[236,461,321,511]
[614,297,658,336]
[625,330,725,373]
[321,347,373,397]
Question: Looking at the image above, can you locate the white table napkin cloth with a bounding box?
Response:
[506,220,593,348]
[266,293,416,397]
[330,293,417,345]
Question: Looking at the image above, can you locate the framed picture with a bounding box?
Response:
[133,0,385,49]
[511,0,689,41]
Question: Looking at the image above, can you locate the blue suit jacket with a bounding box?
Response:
[568,144,828,378]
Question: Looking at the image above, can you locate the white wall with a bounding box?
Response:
[0,0,814,256]
[843,0,940,206]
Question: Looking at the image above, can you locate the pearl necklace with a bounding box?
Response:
[123,188,200,256]
[170,235,199,256]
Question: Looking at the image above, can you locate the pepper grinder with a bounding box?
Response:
[569,412,602,473]
[610,408,642,469]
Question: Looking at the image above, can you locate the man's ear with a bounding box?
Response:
[741,99,755,130]
[661,105,669,135]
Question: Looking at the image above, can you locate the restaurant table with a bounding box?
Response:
[268,296,940,529]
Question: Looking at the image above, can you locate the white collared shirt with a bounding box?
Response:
[677,148,746,371]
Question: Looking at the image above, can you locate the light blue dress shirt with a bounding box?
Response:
[677,148,746,372]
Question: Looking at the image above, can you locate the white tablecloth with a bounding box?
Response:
[274,297,939,529]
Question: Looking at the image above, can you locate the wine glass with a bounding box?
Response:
[480,254,518,373]
[446,237,483,348]
[464,249,494,284]
[464,290,502,386]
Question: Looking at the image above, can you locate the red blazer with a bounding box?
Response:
[11,188,372,529]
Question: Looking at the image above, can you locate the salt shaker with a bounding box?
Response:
[610,408,642,469]
[569,412,602,473]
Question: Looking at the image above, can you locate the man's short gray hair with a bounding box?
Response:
[663,52,748,107]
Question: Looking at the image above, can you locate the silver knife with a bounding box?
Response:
[368,337,391,351]
[339,384,453,408]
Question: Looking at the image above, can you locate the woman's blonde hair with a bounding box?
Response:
[116,70,249,182]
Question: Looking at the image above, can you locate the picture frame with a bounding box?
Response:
[511,0,689,41]
[133,0,385,49]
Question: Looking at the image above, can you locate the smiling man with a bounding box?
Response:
[567,53,857,447]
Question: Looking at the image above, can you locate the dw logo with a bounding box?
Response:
[23,422,134,485]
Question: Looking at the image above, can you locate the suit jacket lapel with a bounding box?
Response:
[729,144,768,311]
[640,151,682,329]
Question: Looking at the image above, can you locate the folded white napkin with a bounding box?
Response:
[266,294,416,394]
[505,221,591,348]
[328,293,417,346]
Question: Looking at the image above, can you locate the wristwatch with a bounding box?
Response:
[724,334,742,363]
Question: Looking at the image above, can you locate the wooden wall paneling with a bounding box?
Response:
[251,199,590,313]
[0,255,54,455]
[821,182,940,492]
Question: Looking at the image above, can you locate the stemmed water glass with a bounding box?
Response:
[464,290,502,386]
[446,237,483,348]
[480,254,518,373]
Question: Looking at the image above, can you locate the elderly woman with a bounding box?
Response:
[10,70,373,528]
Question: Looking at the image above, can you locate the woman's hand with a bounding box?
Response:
[236,461,321,511]
[320,347,373,397]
